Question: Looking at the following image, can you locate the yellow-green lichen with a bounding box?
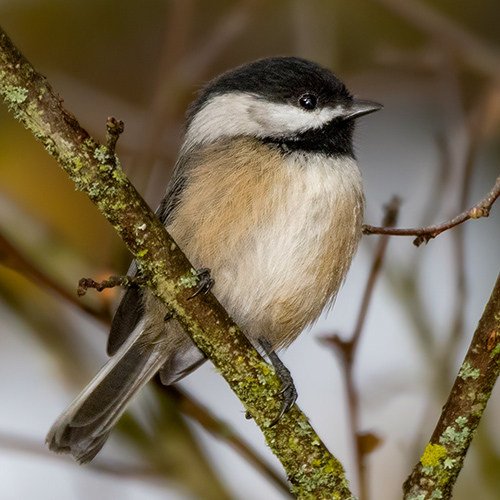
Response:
[1,85,29,119]
[112,168,127,182]
[260,364,270,376]
[421,443,447,467]
[88,181,106,197]
[177,268,199,289]
[3,84,28,111]
[136,249,148,258]
[439,425,470,450]
[458,361,480,380]
[84,138,95,149]
[25,99,44,120]
[111,200,128,210]
[72,157,83,171]
[298,418,310,431]
[490,342,500,358]
[288,436,299,451]
[323,458,341,474]
[252,363,274,386]
[93,145,109,163]
[292,456,352,499]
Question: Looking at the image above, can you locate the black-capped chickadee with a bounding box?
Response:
[47,57,382,463]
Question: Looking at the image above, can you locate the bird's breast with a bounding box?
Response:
[167,137,364,348]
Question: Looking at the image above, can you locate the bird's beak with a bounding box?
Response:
[344,99,383,120]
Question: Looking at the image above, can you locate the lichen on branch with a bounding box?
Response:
[403,269,500,500]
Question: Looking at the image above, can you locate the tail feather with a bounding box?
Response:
[46,322,168,464]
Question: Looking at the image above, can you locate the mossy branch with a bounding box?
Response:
[403,268,500,500]
[0,26,356,499]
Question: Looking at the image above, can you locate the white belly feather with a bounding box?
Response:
[168,139,364,349]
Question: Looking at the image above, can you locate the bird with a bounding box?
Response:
[47,56,382,464]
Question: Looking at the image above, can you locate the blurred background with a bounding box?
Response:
[0,1,499,499]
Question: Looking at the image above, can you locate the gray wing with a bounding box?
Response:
[107,155,192,356]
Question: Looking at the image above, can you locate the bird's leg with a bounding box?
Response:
[258,337,298,425]
[188,268,215,299]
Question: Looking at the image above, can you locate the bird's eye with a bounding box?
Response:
[299,93,317,110]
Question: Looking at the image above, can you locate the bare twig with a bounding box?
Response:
[403,269,500,500]
[442,79,495,375]
[362,174,500,246]
[322,197,400,500]
[350,197,400,350]
[371,0,500,77]
[0,431,156,480]
[131,0,262,194]
[105,116,125,166]
[0,230,109,322]
[77,275,145,297]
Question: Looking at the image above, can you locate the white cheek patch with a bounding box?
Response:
[248,100,346,136]
[183,92,348,151]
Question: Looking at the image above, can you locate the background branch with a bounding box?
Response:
[371,0,500,77]
[0,229,109,321]
[322,196,399,500]
[362,174,500,246]
[403,268,500,500]
[161,385,293,497]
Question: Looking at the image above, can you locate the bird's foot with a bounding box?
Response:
[259,337,298,426]
[188,268,215,299]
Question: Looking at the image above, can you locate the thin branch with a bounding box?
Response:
[441,77,494,378]
[322,197,400,500]
[77,275,145,297]
[371,0,500,77]
[131,0,262,193]
[0,431,159,480]
[403,268,500,500]
[362,174,500,246]
[162,385,293,498]
[0,26,355,499]
[105,116,125,167]
[0,230,109,322]
[350,197,400,351]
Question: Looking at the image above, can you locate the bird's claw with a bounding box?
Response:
[258,337,298,426]
[270,374,298,426]
[188,268,215,299]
